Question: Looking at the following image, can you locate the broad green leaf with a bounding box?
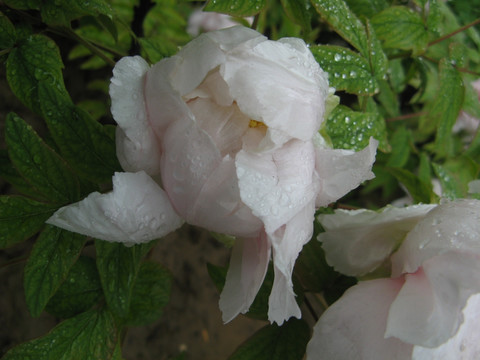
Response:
[204,0,266,17]
[386,126,412,168]
[207,262,274,321]
[418,152,433,186]
[310,45,378,95]
[126,261,172,326]
[0,11,16,49]
[46,256,103,319]
[39,83,121,184]
[326,105,389,152]
[462,78,480,119]
[0,196,56,249]
[375,79,399,117]
[365,19,388,81]
[344,0,388,18]
[228,318,310,360]
[426,0,441,36]
[311,0,369,58]
[387,167,437,204]
[139,37,177,63]
[433,157,480,199]
[371,6,428,55]
[422,59,464,157]
[40,0,113,26]
[2,0,40,9]
[280,0,312,33]
[24,226,86,317]
[6,34,67,114]
[5,113,80,204]
[95,240,154,320]
[2,308,118,360]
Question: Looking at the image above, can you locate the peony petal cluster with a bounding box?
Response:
[47,26,378,324]
[307,199,480,359]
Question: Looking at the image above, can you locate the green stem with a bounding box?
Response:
[428,18,480,48]
[386,111,427,122]
[0,48,11,57]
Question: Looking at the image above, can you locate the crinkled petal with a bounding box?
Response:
[386,254,480,347]
[268,200,315,324]
[219,233,271,323]
[318,204,436,276]
[315,137,378,207]
[110,56,162,174]
[412,293,480,360]
[391,199,480,276]
[204,25,265,52]
[222,38,328,145]
[236,139,318,234]
[306,278,412,360]
[47,172,183,244]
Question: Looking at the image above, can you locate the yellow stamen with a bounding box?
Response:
[249,119,266,128]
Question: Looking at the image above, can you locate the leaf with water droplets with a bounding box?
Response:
[326,105,389,151]
[6,34,67,114]
[228,318,310,360]
[371,6,428,55]
[433,156,479,200]
[39,0,113,26]
[45,256,103,319]
[311,0,369,58]
[126,261,172,326]
[95,240,154,320]
[280,0,312,33]
[39,82,121,184]
[310,45,378,95]
[0,196,57,249]
[5,113,81,204]
[204,0,266,17]
[24,226,87,317]
[0,11,16,50]
[1,308,118,360]
[344,0,389,18]
[387,167,437,204]
[420,59,464,158]
[365,19,388,81]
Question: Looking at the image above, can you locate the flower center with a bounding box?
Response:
[249,119,267,129]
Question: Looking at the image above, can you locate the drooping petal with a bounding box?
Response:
[222,38,328,146]
[219,233,271,323]
[47,172,183,244]
[315,137,378,207]
[391,199,480,276]
[386,253,480,348]
[306,278,412,360]
[268,200,316,324]
[109,56,162,174]
[412,293,480,360]
[318,204,436,276]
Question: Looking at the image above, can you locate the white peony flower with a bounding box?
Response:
[47,26,378,324]
[307,199,480,359]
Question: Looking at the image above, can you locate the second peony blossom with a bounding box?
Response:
[47,26,378,324]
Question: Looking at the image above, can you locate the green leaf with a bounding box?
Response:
[39,83,121,184]
[228,318,310,360]
[375,79,400,117]
[311,0,369,58]
[46,256,103,319]
[432,156,480,199]
[126,261,172,326]
[204,0,266,17]
[24,226,87,317]
[5,113,80,204]
[387,167,437,204]
[310,45,378,95]
[280,0,312,33]
[344,0,389,18]
[365,19,388,81]
[6,34,67,114]
[421,59,464,157]
[2,308,118,360]
[40,0,113,26]
[462,78,480,119]
[207,262,275,321]
[326,105,389,152]
[0,11,16,49]
[2,0,40,10]
[386,126,412,168]
[371,6,428,55]
[95,240,154,320]
[0,196,56,249]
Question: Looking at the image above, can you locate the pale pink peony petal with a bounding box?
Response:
[306,278,412,360]
[412,293,480,360]
[386,254,480,348]
[46,172,183,244]
[318,204,436,276]
[268,200,316,324]
[221,38,328,146]
[315,137,378,207]
[391,199,480,276]
[109,56,162,175]
[219,233,271,323]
